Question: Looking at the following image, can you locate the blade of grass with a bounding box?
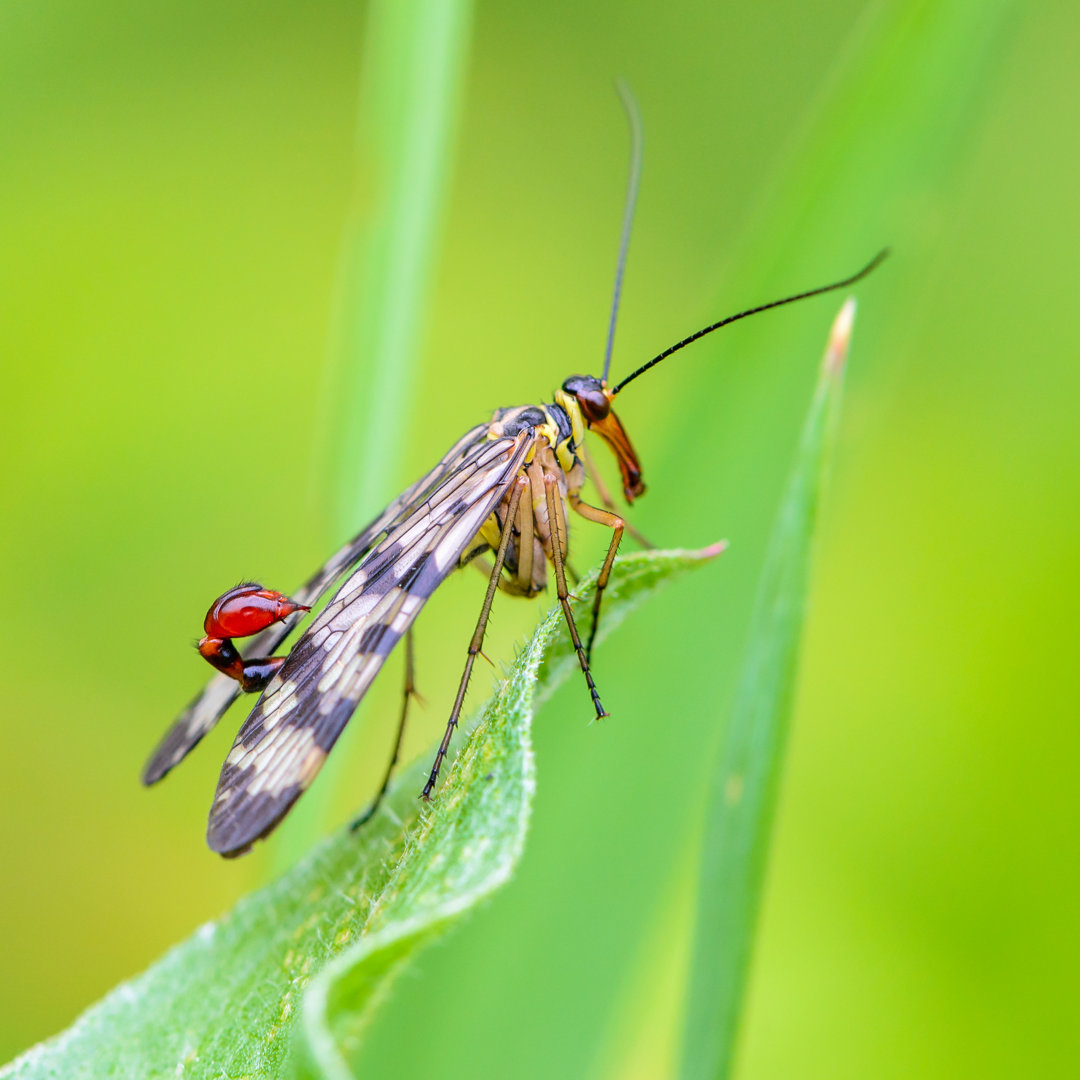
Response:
[320,0,473,537]
[285,0,474,869]
[678,303,855,1080]
[664,5,1019,1077]
[1,547,722,1080]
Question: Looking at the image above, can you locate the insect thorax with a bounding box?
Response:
[487,396,585,485]
[474,397,589,597]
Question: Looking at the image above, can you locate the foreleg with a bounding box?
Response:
[569,496,624,664]
[543,472,608,720]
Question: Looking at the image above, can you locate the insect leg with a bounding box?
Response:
[580,441,654,549]
[570,496,624,664]
[421,474,528,800]
[515,467,535,593]
[350,626,419,829]
[544,472,609,719]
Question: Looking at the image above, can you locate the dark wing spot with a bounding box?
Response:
[209,783,305,857]
[357,621,399,656]
[400,551,430,590]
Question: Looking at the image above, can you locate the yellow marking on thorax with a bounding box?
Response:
[485,399,582,476]
[550,394,586,475]
[554,389,586,448]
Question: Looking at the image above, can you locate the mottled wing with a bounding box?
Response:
[206,429,533,855]
[142,423,490,785]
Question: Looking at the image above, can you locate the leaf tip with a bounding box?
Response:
[698,539,730,559]
[823,297,857,377]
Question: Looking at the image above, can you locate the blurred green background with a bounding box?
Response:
[2,1,1077,1077]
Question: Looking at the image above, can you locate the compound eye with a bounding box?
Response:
[577,387,611,424]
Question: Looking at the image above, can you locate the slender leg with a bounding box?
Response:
[544,473,608,720]
[514,465,535,593]
[580,442,654,549]
[350,626,417,829]
[422,475,527,800]
[570,496,624,663]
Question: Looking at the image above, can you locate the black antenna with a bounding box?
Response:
[611,248,890,395]
[601,80,644,384]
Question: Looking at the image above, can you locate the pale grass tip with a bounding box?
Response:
[824,297,857,376]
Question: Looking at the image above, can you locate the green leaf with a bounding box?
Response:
[678,304,855,1080]
[3,545,723,1080]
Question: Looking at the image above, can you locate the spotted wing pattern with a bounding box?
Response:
[142,424,492,786]
[206,429,534,855]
